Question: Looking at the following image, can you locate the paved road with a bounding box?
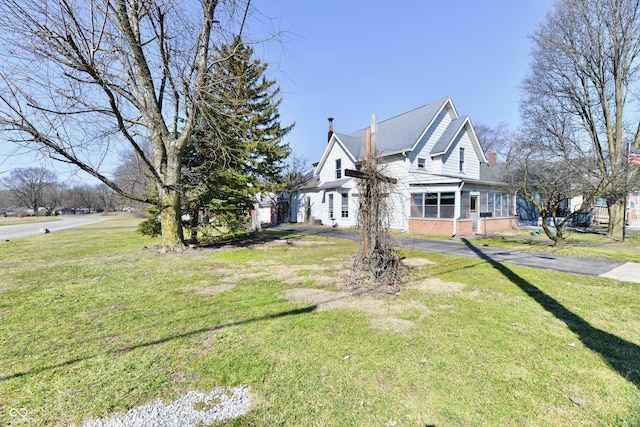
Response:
[0,216,112,241]
[274,224,640,284]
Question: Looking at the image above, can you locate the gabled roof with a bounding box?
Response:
[314,132,359,175]
[348,96,452,158]
[295,173,319,191]
[430,115,487,163]
[314,96,486,175]
[479,161,510,183]
[431,116,468,156]
[333,133,363,159]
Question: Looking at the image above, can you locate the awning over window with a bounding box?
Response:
[318,178,351,190]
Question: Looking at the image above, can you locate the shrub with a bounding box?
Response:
[137,206,161,237]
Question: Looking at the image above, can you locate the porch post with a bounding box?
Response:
[453,182,465,237]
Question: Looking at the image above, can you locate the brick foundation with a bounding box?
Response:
[408,217,518,236]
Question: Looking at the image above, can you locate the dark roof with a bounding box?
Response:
[431,116,468,156]
[336,97,451,159]
[479,162,510,183]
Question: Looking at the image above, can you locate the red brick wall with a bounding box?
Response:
[408,217,518,236]
[476,217,519,235]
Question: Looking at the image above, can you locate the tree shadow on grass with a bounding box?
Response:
[461,238,640,388]
[1,304,317,381]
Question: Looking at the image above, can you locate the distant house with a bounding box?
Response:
[481,146,640,228]
[250,193,289,229]
[290,97,518,236]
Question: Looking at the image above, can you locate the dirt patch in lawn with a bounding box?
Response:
[282,288,431,332]
[409,278,465,293]
[243,259,352,287]
[401,258,436,268]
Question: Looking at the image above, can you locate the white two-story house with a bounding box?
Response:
[290,97,517,236]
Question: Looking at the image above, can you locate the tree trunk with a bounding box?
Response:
[158,185,184,251]
[607,200,625,240]
[158,152,185,251]
[541,220,563,248]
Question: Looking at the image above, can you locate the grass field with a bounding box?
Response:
[1,217,639,426]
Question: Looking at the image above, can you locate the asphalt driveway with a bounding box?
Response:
[274,224,640,284]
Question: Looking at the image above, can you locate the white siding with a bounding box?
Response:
[378,155,411,230]
[299,187,359,227]
[317,141,356,183]
[306,191,325,223]
[410,107,455,175]
[292,100,495,234]
[440,131,480,179]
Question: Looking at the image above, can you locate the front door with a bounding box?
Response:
[470,195,479,233]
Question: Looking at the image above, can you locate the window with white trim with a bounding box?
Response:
[478,191,512,217]
[341,193,349,218]
[328,193,334,218]
[410,192,455,219]
[335,159,342,179]
[459,147,465,172]
[417,157,426,169]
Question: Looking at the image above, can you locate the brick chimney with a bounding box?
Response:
[488,152,497,166]
[327,117,334,143]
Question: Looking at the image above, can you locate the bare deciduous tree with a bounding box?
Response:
[282,153,309,223]
[69,184,100,213]
[0,0,253,250]
[1,167,57,216]
[41,182,67,215]
[474,122,514,162]
[522,0,640,240]
[113,145,155,203]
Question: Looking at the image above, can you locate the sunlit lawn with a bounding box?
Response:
[1,220,639,426]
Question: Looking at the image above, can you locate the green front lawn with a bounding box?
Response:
[1,221,638,426]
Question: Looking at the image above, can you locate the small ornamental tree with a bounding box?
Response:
[506,158,597,247]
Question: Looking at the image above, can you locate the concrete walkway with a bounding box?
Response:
[274,225,640,285]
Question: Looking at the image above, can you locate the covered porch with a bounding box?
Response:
[407,180,518,237]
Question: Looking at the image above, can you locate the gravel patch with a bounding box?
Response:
[82,386,249,427]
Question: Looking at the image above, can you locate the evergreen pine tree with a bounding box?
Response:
[183,36,293,236]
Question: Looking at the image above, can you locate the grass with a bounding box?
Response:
[0,219,639,426]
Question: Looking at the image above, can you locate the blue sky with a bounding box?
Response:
[0,1,556,180]
[251,0,556,165]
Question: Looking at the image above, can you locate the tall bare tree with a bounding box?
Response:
[0,0,253,250]
[1,167,57,216]
[521,0,640,240]
[41,182,67,215]
[69,184,100,212]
